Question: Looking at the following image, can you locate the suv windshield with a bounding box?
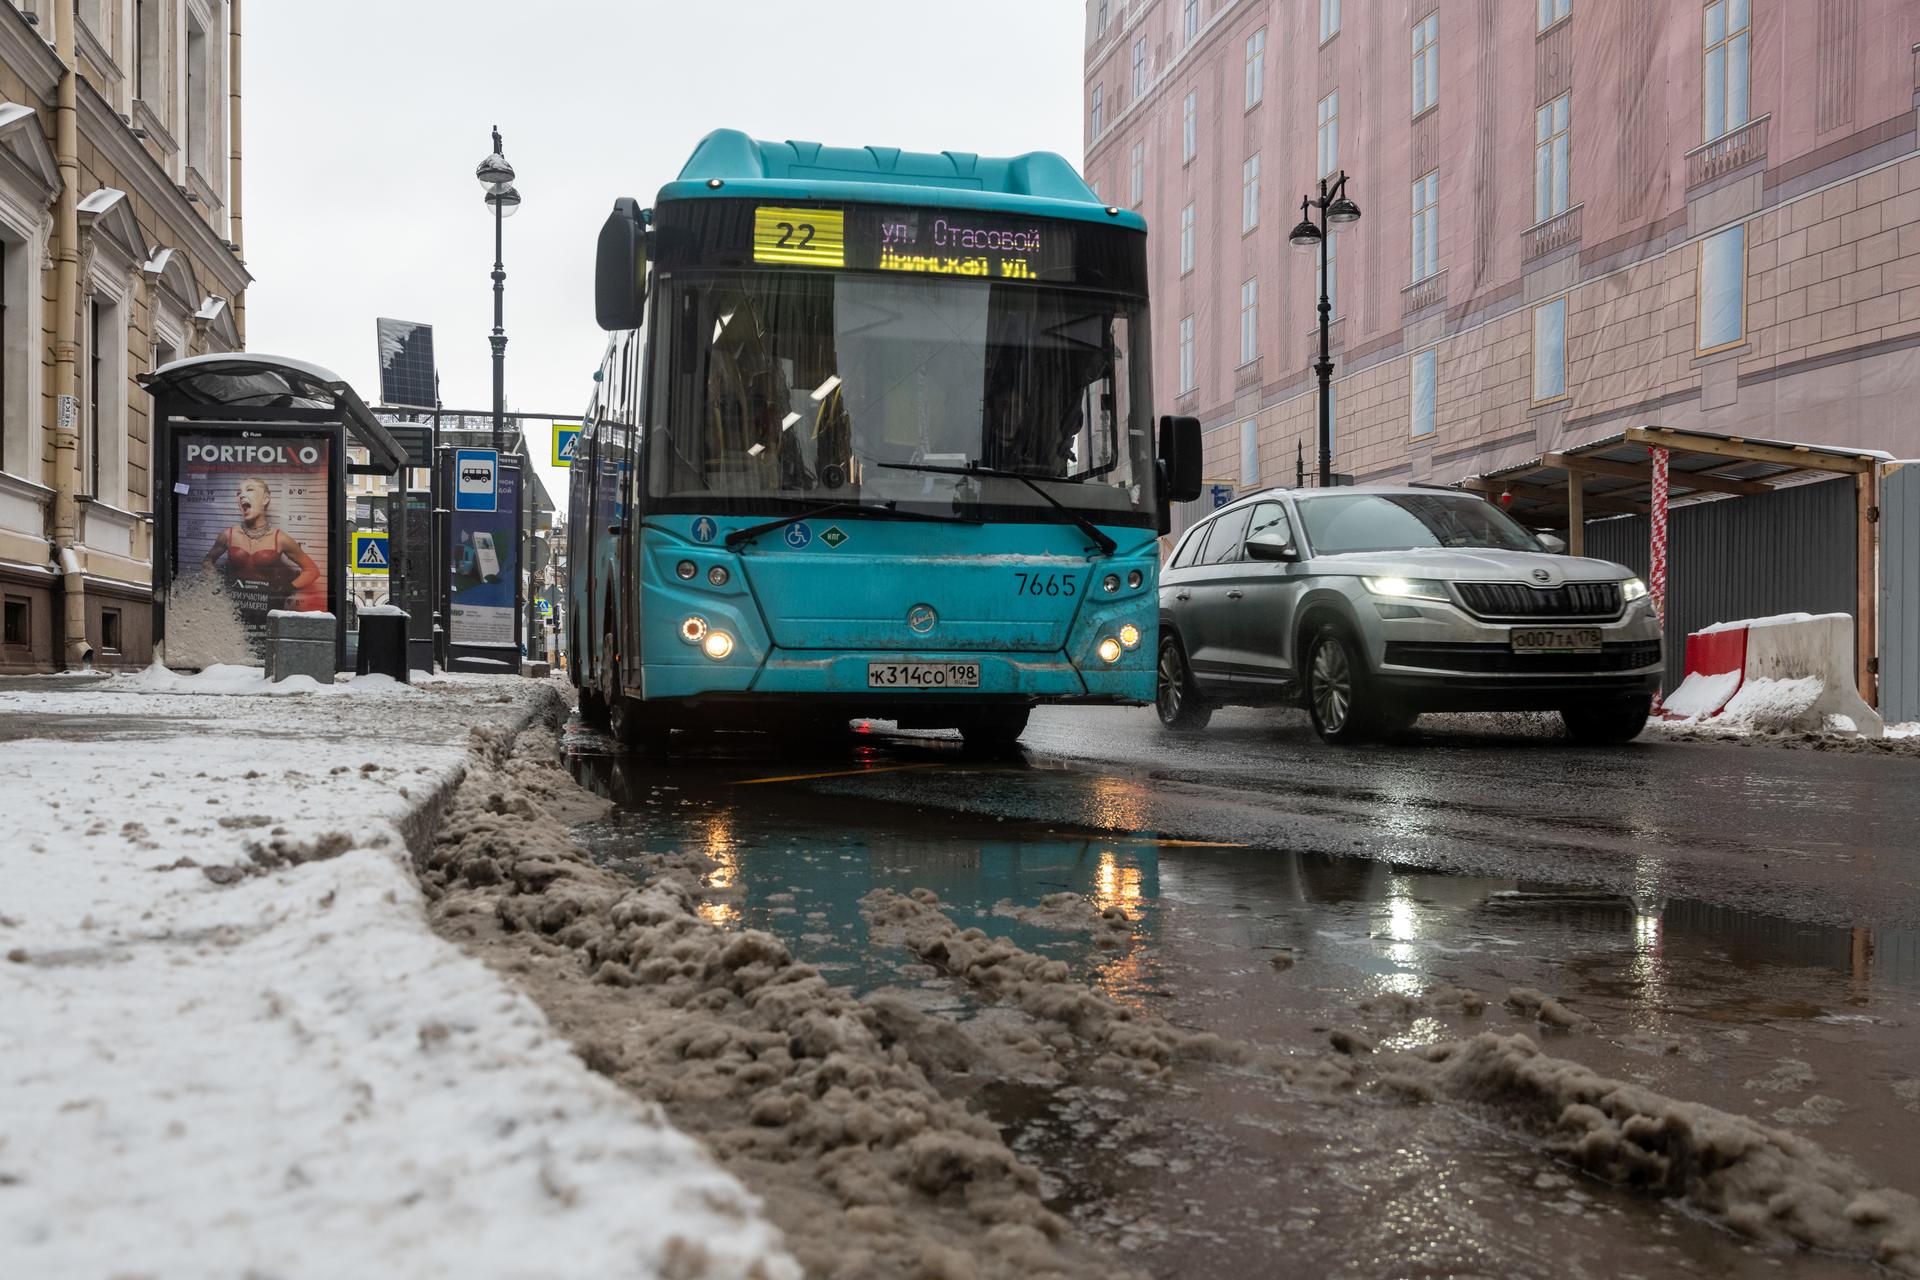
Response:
[650,270,1155,525]
[1296,493,1543,555]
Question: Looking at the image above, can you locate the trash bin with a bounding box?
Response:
[355,605,410,684]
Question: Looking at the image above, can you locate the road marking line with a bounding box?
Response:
[734,762,946,786]
[1112,836,1249,848]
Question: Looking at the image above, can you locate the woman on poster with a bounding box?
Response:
[200,476,326,611]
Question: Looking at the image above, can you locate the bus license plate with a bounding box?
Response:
[867,662,981,688]
[1511,627,1603,653]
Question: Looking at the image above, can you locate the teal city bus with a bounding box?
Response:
[568,129,1200,750]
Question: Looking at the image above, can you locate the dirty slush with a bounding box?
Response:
[420,711,1920,1279]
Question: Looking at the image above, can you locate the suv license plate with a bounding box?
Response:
[1511,627,1603,654]
[867,662,981,689]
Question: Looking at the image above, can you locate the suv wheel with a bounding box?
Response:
[1156,636,1212,731]
[1561,696,1653,745]
[1305,622,1379,745]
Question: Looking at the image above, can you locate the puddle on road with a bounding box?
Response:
[566,728,1920,1278]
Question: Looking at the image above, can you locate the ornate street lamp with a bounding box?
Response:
[475,128,519,451]
[1291,171,1361,487]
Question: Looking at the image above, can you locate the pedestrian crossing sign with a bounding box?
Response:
[352,531,390,575]
[552,424,581,468]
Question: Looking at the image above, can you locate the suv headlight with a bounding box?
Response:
[1621,577,1650,602]
[1362,576,1450,602]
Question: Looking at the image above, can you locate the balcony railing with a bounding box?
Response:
[1523,203,1583,263]
[1301,317,1347,364]
[1401,268,1448,316]
[1234,355,1263,390]
[1685,114,1771,191]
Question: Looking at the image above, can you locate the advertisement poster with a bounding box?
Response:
[171,433,333,665]
[450,462,519,649]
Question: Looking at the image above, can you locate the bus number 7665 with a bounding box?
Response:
[1013,572,1077,597]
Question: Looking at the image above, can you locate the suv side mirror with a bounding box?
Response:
[1537,533,1568,555]
[1245,532,1298,562]
[595,197,648,332]
[1158,414,1203,503]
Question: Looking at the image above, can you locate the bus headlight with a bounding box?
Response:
[707,566,730,587]
[1097,637,1123,664]
[1102,573,1121,593]
[1127,570,1143,589]
[703,631,734,660]
[680,616,708,644]
[1118,623,1142,650]
[676,560,697,581]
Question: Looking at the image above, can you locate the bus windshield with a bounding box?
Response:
[650,270,1156,526]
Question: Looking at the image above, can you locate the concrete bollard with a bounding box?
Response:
[266,611,336,685]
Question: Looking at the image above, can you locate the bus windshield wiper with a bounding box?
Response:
[724,500,979,549]
[878,461,1118,556]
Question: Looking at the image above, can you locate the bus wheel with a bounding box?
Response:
[578,679,610,730]
[957,707,1030,753]
[602,630,669,755]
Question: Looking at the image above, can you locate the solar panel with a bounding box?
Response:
[376,318,437,409]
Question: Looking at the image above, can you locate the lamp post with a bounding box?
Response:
[475,128,520,452]
[1289,171,1361,487]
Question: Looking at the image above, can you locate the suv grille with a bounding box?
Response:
[1454,581,1622,619]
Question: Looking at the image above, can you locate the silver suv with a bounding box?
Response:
[1156,486,1663,744]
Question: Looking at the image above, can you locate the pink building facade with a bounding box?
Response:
[1083,0,1920,516]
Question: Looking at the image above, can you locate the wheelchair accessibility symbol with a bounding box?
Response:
[783,521,813,549]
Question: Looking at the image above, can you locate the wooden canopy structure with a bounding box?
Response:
[1459,425,1890,701]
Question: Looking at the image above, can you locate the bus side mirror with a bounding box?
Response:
[1159,414,1203,503]
[595,197,648,331]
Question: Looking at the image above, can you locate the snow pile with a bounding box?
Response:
[161,573,255,667]
[1660,669,1743,720]
[0,680,793,1278]
[990,891,1133,942]
[421,730,1133,1280]
[115,661,418,698]
[1383,1033,1920,1273]
[1716,675,1826,732]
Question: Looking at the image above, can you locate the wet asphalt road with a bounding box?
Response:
[565,704,1920,1278]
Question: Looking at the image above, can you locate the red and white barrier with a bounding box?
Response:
[1662,613,1884,737]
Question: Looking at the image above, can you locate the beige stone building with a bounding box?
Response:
[0,0,246,672]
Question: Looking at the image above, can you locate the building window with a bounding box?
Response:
[1246,28,1266,108]
[1317,91,1339,177]
[186,13,209,175]
[1179,315,1195,394]
[1240,278,1259,366]
[1090,84,1104,139]
[1698,223,1746,352]
[1133,36,1149,99]
[1412,12,1438,116]
[1538,0,1570,31]
[1130,142,1144,207]
[1184,0,1200,43]
[1317,230,1339,318]
[83,296,101,497]
[1411,170,1439,282]
[1241,420,1260,486]
[135,0,163,105]
[0,241,9,475]
[1242,152,1261,232]
[1703,0,1750,141]
[101,608,122,655]
[1534,92,1570,223]
[1097,0,1109,37]
[1533,297,1568,402]
[1182,90,1197,163]
[1321,0,1341,43]
[1180,203,1195,275]
[1089,176,1101,201]
[1411,348,1437,437]
[3,597,26,647]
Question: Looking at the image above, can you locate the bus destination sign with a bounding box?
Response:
[752,205,1068,283]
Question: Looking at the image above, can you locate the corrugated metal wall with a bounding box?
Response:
[1583,478,1858,692]
[1883,465,1919,723]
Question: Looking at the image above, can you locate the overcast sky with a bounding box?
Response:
[245,1,1086,509]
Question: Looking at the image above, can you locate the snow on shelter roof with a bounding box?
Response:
[1454,425,1892,521]
[140,354,406,474]
[660,127,1142,232]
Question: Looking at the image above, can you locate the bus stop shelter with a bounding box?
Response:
[141,355,407,672]
[1460,425,1890,701]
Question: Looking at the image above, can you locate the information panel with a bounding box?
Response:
[751,206,1071,283]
